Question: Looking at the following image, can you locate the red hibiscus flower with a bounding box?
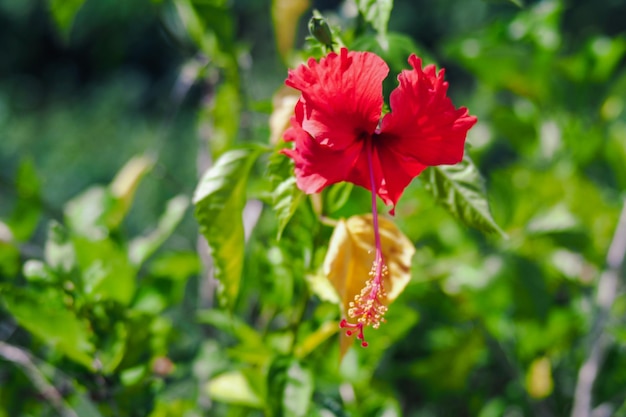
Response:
[281,48,477,348]
[281,47,477,213]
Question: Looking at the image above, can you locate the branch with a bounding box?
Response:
[0,341,79,417]
[570,200,626,417]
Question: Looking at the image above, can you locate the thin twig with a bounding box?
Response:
[571,200,626,417]
[0,341,79,417]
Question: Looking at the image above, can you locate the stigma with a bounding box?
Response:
[340,258,389,347]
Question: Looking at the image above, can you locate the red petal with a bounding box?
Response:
[286,48,389,150]
[345,143,388,204]
[375,139,427,211]
[379,55,477,166]
[282,119,365,194]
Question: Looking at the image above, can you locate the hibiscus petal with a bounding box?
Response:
[379,55,477,166]
[375,138,427,212]
[344,143,393,207]
[286,48,389,150]
[282,119,365,194]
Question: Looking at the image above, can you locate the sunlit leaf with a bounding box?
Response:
[0,221,12,243]
[65,187,111,239]
[0,223,20,277]
[120,365,148,386]
[128,195,189,267]
[267,149,304,239]
[267,356,314,417]
[8,158,42,242]
[526,203,581,234]
[477,399,507,417]
[272,0,310,60]
[173,0,237,76]
[75,237,136,305]
[1,287,94,369]
[207,370,264,408]
[587,36,626,82]
[107,154,155,229]
[48,0,86,40]
[148,399,196,417]
[44,221,76,274]
[324,215,415,356]
[207,83,241,158]
[525,356,553,398]
[305,272,340,304]
[273,177,304,239]
[356,0,393,36]
[294,321,339,359]
[324,183,354,214]
[424,155,506,237]
[173,0,206,51]
[193,147,264,307]
[149,251,200,281]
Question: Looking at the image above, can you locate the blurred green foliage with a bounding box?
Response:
[1,0,626,416]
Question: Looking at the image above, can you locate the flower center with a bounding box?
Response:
[340,138,388,347]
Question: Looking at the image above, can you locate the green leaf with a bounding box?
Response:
[149,251,200,281]
[173,0,237,75]
[1,287,94,369]
[483,0,524,7]
[68,393,105,417]
[128,195,190,267]
[294,321,339,359]
[48,0,86,40]
[356,0,393,36]
[268,150,304,239]
[193,147,264,307]
[8,158,42,241]
[526,204,581,235]
[23,260,54,283]
[45,221,76,274]
[424,155,506,237]
[107,154,155,229]
[196,309,266,348]
[267,356,314,417]
[98,322,128,374]
[208,83,241,158]
[75,237,136,305]
[273,177,304,240]
[65,156,154,237]
[0,239,20,278]
[65,186,112,239]
[324,183,353,214]
[207,370,264,408]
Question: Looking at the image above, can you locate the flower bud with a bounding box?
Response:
[308,11,334,50]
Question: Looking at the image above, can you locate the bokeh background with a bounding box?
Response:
[2,0,626,416]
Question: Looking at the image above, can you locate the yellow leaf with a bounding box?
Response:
[107,154,155,228]
[526,356,553,399]
[110,154,155,203]
[324,214,415,355]
[272,0,310,60]
[269,86,300,145]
